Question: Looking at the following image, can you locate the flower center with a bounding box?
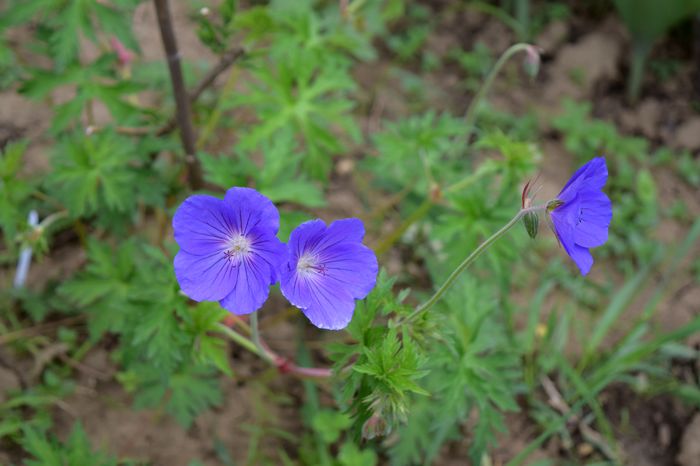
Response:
[224,234,252,262]
[297,253,327,276]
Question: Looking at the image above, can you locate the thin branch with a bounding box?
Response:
[190,47,245,103]
[116,47,245,138]
[153,0,204,190]
[0,315,86,346]
[155,47,245,137]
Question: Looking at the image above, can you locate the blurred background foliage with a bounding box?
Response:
[0,0,699,465]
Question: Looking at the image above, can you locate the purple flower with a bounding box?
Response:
[280,218,378,330]
[173,187,286,314]
[549,157,612,275]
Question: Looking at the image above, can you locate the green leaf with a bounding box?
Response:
[22,422,121,466]
[165,366,222,428]
[338,442,377,466]
[614,0,700,44]
[311,410,352,444]
[47,131,142,219]
[0,140,33,252]
[260,181,325,207]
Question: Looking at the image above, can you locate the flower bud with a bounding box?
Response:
[523,211,539,239]
[110,37,133,68]
[362,413,390,440]
[522,45,542,79]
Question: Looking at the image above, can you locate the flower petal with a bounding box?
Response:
[317,218,366,249]
[551,204,593,275]
[298,276,356,330]
[281,217,377,330]
[574,190,612,248]
[224,187,280,234]
[320,243,378,299]
[173,195,235,255]
[558,157,608,202]
[174,249,236,301]
[218,258,271,314]
[248,227,287,283]
[287,219,326,258]
[568,243,593,275]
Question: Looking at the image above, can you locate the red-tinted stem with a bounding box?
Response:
[227,318,333,380]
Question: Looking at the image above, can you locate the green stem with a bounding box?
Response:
[444,161,499,194]
[397,206,542,326]
[38,211,69,232]
[627,41,651,104]
[249,312,272,363]
[375,198,433,256]
[514,0,530,41]
[457,43,534,153]
[216,321,332,378]
[375,164,498,256]
[216,322,263,358]
[196,64,240,149]
[467,2,521,36]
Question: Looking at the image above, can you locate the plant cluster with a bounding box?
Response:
[0,1,698,465]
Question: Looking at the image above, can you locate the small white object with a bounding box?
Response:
[13,210,39,289]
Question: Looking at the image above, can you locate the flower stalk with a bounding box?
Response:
[249,312,272,364]
[396,205,545,326]
[216,320,332,379]
[456,42,539,153]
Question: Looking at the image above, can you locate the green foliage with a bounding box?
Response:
[22,422,134,466]
[0,379,69,441]
[449,42,494,91]
[386,4,431,62]
[304,406,378,466]
[0,35,20,89]
[58,239,224,427]
[369,111,464,194]
[614,0,700,46]
[352,327,428,415]
[613,0,700,100]
[226,0,369,179]
[0,141,34,255]
[200,131,326,209]
[4,0,700,464]
[0,0,140,69]
[390,277,520,464]
[311,410,352,444]
[47,131,164,222]
[331,271,421,429]
[20,57,144,134]
[338,442,378,466]
[194,0,239,54]
[132,364,222,429]
[232,47,359,179]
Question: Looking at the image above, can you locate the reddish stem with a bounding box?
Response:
[273,355,333,378]
[222,315,332,379]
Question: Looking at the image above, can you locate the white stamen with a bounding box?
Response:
[224,235,252,262]
[297,253,326,276]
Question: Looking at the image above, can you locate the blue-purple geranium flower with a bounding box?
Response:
[280,218,378,330]
[549,157,612,275]
[173,187,286,314]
